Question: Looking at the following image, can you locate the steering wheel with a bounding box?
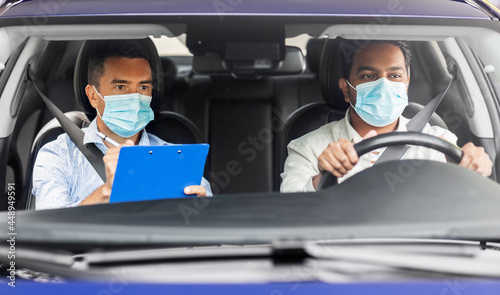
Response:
[318,132,464,190]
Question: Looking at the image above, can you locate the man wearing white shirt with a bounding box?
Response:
[281,40,492,193]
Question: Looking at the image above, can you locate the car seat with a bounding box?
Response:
[25,38,203,209]
[278,38,348,178]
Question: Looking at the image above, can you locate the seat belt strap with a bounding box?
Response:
[27,69,107,182]
[375,65,457,164]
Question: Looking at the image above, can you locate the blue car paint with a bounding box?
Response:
[2,280,500,294]
[1,0,490,19]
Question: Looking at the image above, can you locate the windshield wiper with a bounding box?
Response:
[0,0,29,16]
[305,239,500,278]
[3,239,500,282]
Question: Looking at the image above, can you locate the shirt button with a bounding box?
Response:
[363,154,369,160]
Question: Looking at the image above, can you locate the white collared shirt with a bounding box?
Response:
[280,110,458,193]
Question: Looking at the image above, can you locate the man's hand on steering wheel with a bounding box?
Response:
[460,142,492,177]
[313,130,378,190]
[313,131,493,191]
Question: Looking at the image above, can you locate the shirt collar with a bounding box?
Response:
[83,119,150,153]
[343,109,409,144]
[344,110,363,144]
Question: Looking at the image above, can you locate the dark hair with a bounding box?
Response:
[87,40,152,89]
[339,39,411,79]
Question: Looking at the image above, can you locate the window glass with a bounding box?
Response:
[150,35,192,57]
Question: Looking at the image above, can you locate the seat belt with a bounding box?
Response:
[375,63,458,164]
[27,68,107,182]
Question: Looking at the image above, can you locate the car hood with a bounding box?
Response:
[2,160,500,249]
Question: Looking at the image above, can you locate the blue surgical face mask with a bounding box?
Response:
[93,86,154,138]
[347,77,408,127]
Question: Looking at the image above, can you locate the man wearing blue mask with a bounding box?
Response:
[281,40,492,192]
[33,40,211,209]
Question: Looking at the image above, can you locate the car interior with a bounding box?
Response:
[2,23,500,211]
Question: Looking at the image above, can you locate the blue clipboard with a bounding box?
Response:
[110,144,209,203]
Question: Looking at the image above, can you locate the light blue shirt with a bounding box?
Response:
[33,119,212,210]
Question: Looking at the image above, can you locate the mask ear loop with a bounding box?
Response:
[346,79,357,91]
[345,80,357,110]
[406,66,410,89]
[92,85,105,119]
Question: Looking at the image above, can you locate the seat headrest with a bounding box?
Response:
[318,38,350,110]
[160,56,177,95]
[305,38,325,74]
[73,38,164,115]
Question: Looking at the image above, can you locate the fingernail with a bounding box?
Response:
[184,187,191,194]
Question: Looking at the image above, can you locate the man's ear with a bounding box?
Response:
[85,84,98,109]
[338,78,351,103]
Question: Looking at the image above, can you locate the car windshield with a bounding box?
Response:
[1,0,500,287]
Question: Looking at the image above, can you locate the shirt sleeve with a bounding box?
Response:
[201,177,213,197]
[280,141,320,193]
[425,125,459,162]
[32,139,79,210]
[428,125,458,144]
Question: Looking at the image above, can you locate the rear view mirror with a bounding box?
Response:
[193,46,305,77]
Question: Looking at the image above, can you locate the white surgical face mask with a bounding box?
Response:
[93,86,154,138]
[347,78,408,127]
